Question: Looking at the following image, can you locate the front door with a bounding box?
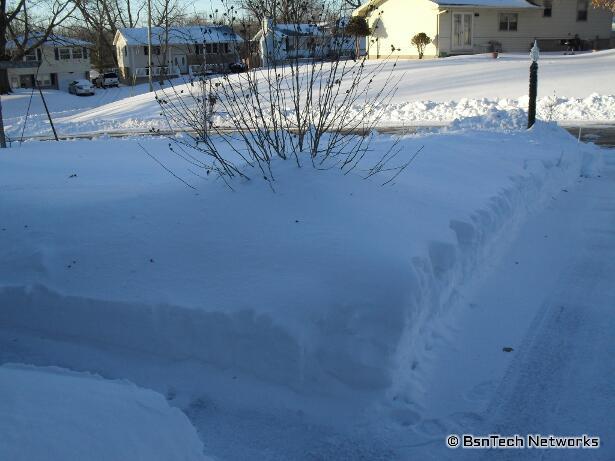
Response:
[452,12,473,50]
[173,55,188,74]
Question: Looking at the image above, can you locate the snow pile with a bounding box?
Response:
[2,50,614,138]
[0,125,600,402]
[449,107,528,131]
[0,364,208,461]
[4,94,613,138]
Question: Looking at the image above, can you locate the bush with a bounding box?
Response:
[411,32,431,59]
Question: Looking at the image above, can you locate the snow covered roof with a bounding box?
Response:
[116,26,243,46]
[252,23,331,41]
[353,0,537,15]
[431,0,538,7]
[6,33,91,50]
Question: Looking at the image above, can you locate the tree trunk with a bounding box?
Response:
[0,68,11,94]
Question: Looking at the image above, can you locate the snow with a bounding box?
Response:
[117,26,243,46]
[0,117,604,458]
[0,364,208,461]
[432,0,537,7]
[395,150,615,460]
[2,50,614,139]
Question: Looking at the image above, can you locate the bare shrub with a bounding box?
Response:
[152,0,409,189]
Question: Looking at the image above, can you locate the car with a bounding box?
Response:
[94,72,120,88]
[68,79,95,96]
[228,62,246,73]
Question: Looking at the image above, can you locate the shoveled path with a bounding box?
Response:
[403,150,615,460]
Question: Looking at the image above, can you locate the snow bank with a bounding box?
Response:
[0,121,600,401]
[0,364,207,461]
[2,50,614,138]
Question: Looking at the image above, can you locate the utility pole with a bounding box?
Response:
[147,0,153,92]
[528,40,539,129]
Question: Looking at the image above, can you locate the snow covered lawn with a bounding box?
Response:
[0,121,602,458]
[0,364,206,461]
[2,50,614,139]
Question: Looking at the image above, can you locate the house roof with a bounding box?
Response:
[432,0,538,7]
[353,0,537,15]
[115,26,243,46]
[252,23,335,41]
[6,33,91,49]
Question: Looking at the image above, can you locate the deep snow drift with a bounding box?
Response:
[2,50,614,138]
[0,119,603,458]
[0,364,207,461]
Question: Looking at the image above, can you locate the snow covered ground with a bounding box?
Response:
[0,364,207,461]
[2,50,614,139]
[1,117,610,458]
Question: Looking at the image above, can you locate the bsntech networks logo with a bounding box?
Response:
[446,434,600,450]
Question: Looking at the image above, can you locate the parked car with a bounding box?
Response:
[94,72,120,88]
[229,62,246,73]
[68,79,95,96]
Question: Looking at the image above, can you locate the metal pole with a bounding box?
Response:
[38,84,59,141]
[0,94,6,148]
[147,0,153,92]
[527,61,538,129]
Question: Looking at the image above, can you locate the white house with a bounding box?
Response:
[113,26,244,83]
[253,20,363,66]
[7,34,92,91]
[353,0,613,58]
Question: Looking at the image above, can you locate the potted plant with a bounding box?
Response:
[488,40,501,59]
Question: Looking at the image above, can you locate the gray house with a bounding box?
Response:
[7,33,92,91]
[113,26,244,83]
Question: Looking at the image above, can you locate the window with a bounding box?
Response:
[577,0,588,20]
[223,43,230,53]
[59,47,71,59]
[211,43,219,53]
[72,47,83,59]
[142,46,161,55]
[205,43,212,53]
[24,49,38,61]
[36,74,52,87]
[499,13,518,31]
[543,0,552,16]
[124,46,127,56]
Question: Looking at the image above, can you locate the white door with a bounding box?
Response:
[174,55,188,74]
[452,12,473,50]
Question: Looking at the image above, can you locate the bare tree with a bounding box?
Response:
[591,0,615,10]
[1,0,77,93]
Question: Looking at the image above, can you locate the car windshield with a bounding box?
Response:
[74,80,91,86]
[104,73,118,78]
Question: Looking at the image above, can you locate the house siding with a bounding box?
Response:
[362,0,613,57]
[366,0,441,58]
[8,44,91,90]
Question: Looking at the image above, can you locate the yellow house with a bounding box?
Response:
[353,0,613,57]
[7,34,92,91]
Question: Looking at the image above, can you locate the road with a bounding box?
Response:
[7,124,615,148]
[403,148,615,459]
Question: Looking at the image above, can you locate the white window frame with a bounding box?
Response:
[59,47,71,60]
[498,12,518,31]
[24,48,38,61]
[72,47,83,59]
